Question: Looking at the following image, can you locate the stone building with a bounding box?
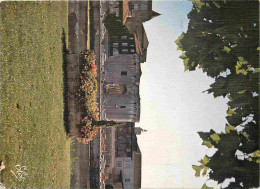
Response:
[99,1,159,188]
[102,0,160,123]
[125,0,160,63]
[127,0,160,23]
[103,53,141,122]
[104,123,141,189]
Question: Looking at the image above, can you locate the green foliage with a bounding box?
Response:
[76,50,99,144]
[175,33,184,51]
[192,165,204,177]
[201,183,213,189]
[209,133,220,144]
[192,155,210,177]
[179,52,187,60]
[202,141,213,148]
[253,150,260,158]
[176,0,259,78]
[176,0,259,187]
[223,46,231,54]
[195,127,259,187]
[242,131,249,140]
[235,57,251,75]
[212,2,220,8]
[104,14,129,36]
[253,68,260,73]
[227,107,236,116]
[225,124,235,134]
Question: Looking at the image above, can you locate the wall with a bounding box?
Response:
[114,157,134,189]
[103,54,141,122]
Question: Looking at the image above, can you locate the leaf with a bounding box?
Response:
[202,141,213,148]
[202,183,214,189]
[238,90,246,94]
[192,0,205,12]
[198,130,216,141]
[199,155,210,166]
[242,132,249,140]
[235,59,250,75]
[210,133,220,144]
[195,156,211,176]
[205,3,210,7]
[175,33,184,50]
[253,68,260,74]
[184,58,190,71]
[192,165,203,177]
[225,125,235,134]
[237,56,244,61]
[179,53,187,60]
[257,47,260,51]
[252,150,260,158]
[227,108,236,116]
[203,155,210,165]
[202,166,209,176]
[223,46,231,53]
[213,1,220,8]
[231,44,237,48]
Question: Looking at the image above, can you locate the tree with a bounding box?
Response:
[176,0,258,78]
[104,14,129,36]
[176,0,259,188]
[194,125,259,188]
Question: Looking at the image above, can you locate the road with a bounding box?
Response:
[67,1,91,188]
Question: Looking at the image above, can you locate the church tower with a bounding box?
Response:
[134,127,147,135]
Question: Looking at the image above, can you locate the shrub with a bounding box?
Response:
[76,50,99,144]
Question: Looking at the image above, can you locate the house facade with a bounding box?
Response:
[102,0,159,123]
[99,1,159,187]
[103,53,141,122]
[104,123,141,189]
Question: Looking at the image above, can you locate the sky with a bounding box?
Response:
[136,1,229,188]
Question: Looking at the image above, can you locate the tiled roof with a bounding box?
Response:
[122,1,129,25]
[134,34,142,55]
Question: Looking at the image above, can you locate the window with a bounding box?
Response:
[125,178,131,182]
[112,36,118,40]
[122,49,128,53]
[120,106,126,108]
[113,42,118,47]
[105,84,127,95]
[130,44,134,47]
[121,71,127,76]
[125,158,132,167]
[134,4,138,10]
[129,37,134,40]
[141,4,147,10]
[130,49,135,53]
[121,35,127,40]
[113,48,119,56]
[117,161,122,167]
[122,42,128,47]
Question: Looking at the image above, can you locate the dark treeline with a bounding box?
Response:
[176,0,259,188]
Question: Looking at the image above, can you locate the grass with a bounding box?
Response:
[0,2,71,188]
